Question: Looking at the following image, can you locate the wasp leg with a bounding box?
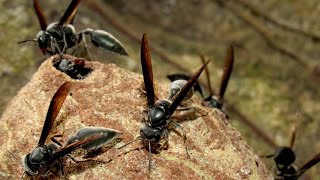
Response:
[148,141,152,172]
[59,159,64,176]
[176,106,193,111]
[62,31,67,54]
[117,146,143,156]
[76,33,92,60]
[6,149,19,161]
[49,159,64,176]
[66,154,111,164]
[176,104,208,117]
[51,38,63,55]
[50,134,64,147]
[159,129,169,151]
[20,171,26,180]
[169,120,190,159]
[139,87,159,101]
[117,137,142,149]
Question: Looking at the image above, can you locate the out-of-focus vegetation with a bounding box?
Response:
[0,0,319,179]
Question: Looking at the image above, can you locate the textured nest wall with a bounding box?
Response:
[0,55,271,179]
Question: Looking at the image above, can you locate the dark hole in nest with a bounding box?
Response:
[53,58,92,79]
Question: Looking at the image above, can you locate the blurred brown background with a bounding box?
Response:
[0,0,319,179]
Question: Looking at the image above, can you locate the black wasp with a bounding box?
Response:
[120,33,210,171]
[22,82,121,178]
[19,0,128,58]
[264,125,320,179]
[52,56,92,79]
[167,45,234,109]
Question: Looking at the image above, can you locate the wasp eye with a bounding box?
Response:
[36,31,48,49]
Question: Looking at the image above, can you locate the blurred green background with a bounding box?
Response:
[0,0,319,179]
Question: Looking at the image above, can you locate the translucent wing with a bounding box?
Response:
[59,0,81,25]
[141,33,155,107]
[33,0,47,30]
[38,82,72,146]
[298,152,320,177]
[48,134,102,164]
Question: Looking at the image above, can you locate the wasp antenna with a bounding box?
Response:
[259,154,274,158]
[17,39,37,44]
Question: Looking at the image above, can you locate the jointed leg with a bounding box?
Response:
[80,33,92,60]
[50,134,64,147]
[170,120,190,158]
[148,141,152,172]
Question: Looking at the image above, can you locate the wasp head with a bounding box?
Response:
[23,144,58,176]
[274,146,296,167]
[140,124,163,143]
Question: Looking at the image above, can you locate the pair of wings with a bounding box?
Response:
[140,33,210,115]
[204,46,234,103]
[36,82,101,161]
[33,0,80,30]
[167,46,234,104]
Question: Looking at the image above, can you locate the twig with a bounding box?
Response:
[213,0,308,67]
[233,0,320,42]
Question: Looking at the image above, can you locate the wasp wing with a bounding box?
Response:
[38,82,72,146]
[168,60,210,115]
[33,0,47,30]
[141,33,155,107]
[297,152,320,177]
[166,73,203,97]
[47,134,102,164]
[217,45,234,103]
[67,127,122,151]
[59,0,81,26]
[200,55,214,97]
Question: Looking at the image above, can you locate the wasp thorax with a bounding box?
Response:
[148,100,171,127]
[140,124,162,142]
[45,22,77,53]
[168,80,194,100]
